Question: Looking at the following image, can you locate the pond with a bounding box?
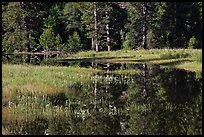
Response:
[2,54,202,135]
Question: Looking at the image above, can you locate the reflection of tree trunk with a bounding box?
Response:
[93,73,98,134]
[105,63,110,93]
[91,62,94,68]
[174,78,177,93]
[94,76,97,109]
[142,63,147,97]
[26,54,30,63]
[92,62,98,110]
[91,61,98,69]
[142,63,148,134]
[142,115,148,134]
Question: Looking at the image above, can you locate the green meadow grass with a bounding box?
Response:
[64,49,202,72]
[2,64,102,105]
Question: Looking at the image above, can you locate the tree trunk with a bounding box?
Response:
[105,11,111,51]
[21,2,30,52]
[94,3,99,52]
[173,2,177,47]
[25,27,30,52]
[91,37,94,50]
[142,3,147,49]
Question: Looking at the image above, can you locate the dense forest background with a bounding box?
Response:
[2,2,202,53]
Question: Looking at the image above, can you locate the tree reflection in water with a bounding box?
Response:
[2,58,202,135]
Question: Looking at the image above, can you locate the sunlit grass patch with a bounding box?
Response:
[160,61,202,72]
[2,64,102,103]
[173,62,202,72]
[64,49,202,72]
[160,50,191,59]
[195,52,202,63]
[149,58,193,64]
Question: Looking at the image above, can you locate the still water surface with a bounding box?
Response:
[2,54,202,135]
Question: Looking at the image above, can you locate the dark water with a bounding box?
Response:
[2,54,202,135]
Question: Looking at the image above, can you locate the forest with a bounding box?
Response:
[2,2,202,53]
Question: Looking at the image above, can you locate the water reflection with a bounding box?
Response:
[2,55,202,135]
[2,54,59,66]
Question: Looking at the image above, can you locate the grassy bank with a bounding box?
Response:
[62,49,202,72]
[2,64,101,106]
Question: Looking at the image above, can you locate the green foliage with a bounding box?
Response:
[2,31,25,53]
[2,2,202,53]
[67,31,82,52]
[2,2,48,53]
[62,3,82,34]
[40,27,56,50]
[40,26,64,51]
[2,3,26,53]
[44,4,63,33]
[156,2,202,49]
[122,40,131,50]
[188,36,198,49]
[147,29,156,49]
[126,2,157,49]
[195,53,202,63]
[160,50,191,59]
[55,34,64,51]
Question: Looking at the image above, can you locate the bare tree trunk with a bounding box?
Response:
[173,2,177,47]
[21,2,30,53]
[105,11,110,51]
[94,2,99,52]
[91,37,94,50]
[20,2,31,64]
[142,3,147,49]
[25,25,30,52]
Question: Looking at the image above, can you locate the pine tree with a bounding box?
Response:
[62,2,90,51]
[2,2,48,53]
[67,31,82,52]
[155,2,202,48]
[39,26,56,51]
[126,2,157,49]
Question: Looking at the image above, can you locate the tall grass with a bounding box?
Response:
[2,64,102,105]
[65,49,201,61]
[160,49,192,59]
[195,52,202,63]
